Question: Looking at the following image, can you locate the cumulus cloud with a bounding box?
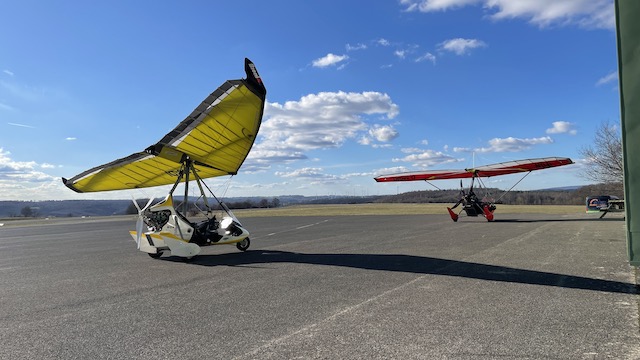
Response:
[400,0,614,30]
[370,125,400,142]
[485,0,614,29]
[0,148,56,183]
[358,124,399,147]
[546,121,577,135]
[0,148,85,200]
[454,136,553,153]
[275,167,347,185]
[439,38,487,55]
[247,91,400,166]
[312,53,349,68]
[393,148,461,167]
[374,166,411,176]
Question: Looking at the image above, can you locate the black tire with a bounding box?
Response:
[236,238,250,251]
[148,251,163,259]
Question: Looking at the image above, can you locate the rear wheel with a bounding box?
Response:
[236,238,250,251]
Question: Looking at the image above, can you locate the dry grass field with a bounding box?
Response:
[0,203,590,227]
[232,203,587,217]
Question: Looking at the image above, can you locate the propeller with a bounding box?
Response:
[131,197,155,249]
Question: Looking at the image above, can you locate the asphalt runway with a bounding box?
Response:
[1,212,638,359]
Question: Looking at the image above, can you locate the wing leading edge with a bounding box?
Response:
[63,58,266,193]
[374,157,574,182]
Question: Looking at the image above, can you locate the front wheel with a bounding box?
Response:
[236,238,250,252]
[148,251,163,259]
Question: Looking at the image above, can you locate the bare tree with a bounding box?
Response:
[579,120,623,184]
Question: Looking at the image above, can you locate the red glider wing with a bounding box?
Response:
[374,157,573,182]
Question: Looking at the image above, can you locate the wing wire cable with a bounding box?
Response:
[424,180,442,190]
[493,171,532,204]
[199,175,233,212]
[476,177,494,201]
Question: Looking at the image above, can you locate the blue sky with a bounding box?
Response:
[0,0,619,200]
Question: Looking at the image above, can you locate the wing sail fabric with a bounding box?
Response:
[63,58,266,193]
[374,157,573,182]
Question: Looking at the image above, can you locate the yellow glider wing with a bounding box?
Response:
[63,58,266,193]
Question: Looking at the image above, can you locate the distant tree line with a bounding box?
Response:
[125,197,282,215]
[375,183,624,206]
[4,183,626,219]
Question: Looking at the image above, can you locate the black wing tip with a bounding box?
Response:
[61,177,83,193]
[244,58,266,96]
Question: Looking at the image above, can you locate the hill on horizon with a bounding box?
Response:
[0,183,622,218]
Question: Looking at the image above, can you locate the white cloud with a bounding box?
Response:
[374,166,410,176]
[359,124,399,146]
[346,43,367,51]
[596,71,618,86]
[370,125,399,142]
[454,136,553,153]
[546,121,577,135]
[8,122,35,128]
[400,0,614,30]
[393,148,461,167]
[312,53,349,68]
[0,148,57,187]
[400,0,477,12]
[377,38,391,46]
[275,167,347,185]
[416,52,437,64]
[486,0,614,29]
[3,69,14,76]
[243,149,307,173]
[248,91,400,165]
[277,167,331,179]
[401,147,423,154]
[65,137,77,141]
[439,38,487,55]
[262,91,399,149]
[394,50,407,59]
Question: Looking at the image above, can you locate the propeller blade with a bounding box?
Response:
[131,196,142,212]
[142,197,155,211]
[132,196,155,250]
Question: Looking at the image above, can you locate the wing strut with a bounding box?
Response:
[163,156,237,221]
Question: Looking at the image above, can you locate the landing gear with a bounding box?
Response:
[447,207,459,222]
[236,238,250,252]
[148,251,163,259]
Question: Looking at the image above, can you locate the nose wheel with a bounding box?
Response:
[236,238,250,251]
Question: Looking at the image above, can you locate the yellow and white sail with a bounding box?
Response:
[63,58,266,193]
